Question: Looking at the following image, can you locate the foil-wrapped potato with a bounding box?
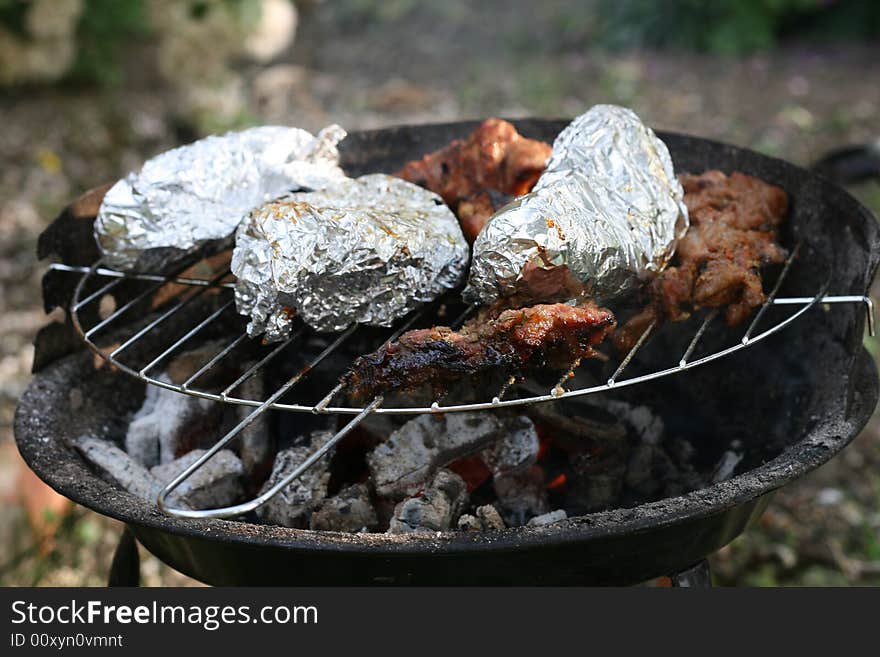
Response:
[95,125,347,271]
[232,174,469,339]
[465,105,688,305]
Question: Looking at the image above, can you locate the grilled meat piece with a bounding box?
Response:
[396,118,552,242]
[344,302,615,401]
[614,170,789,352]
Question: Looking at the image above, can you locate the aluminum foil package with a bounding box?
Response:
[232,174,469,339]
[465,105,688,305]
[95,124,348,271]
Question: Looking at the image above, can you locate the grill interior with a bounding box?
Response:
[50,233,872,521]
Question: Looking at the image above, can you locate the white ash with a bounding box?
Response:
[458,504,506,532]
[476,504,506,530]
[150,449,244,510]
[388,469,468,534]
[310,484,378,532]
[526,509,568,527]
[457,514,481,531]
[256,430,334,528]
[229,368,273,480]
[480,415,539,477]
[369,412,533,498]
[359,413,396,441]
[72,435,189,509]
[493,465,549,527]
[624,443,678,496]
[598,400,665,445]
[125,374,217,467]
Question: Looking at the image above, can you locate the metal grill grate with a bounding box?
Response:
[52,246,875,519]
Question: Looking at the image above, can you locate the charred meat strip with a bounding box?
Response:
[613,170,789,352]
[344,302,615,401]
[396,118,552,242]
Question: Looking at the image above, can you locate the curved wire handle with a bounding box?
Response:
[157,398,383,520]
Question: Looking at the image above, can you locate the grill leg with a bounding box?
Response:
[108,526,140,587]
[670,559,712,587]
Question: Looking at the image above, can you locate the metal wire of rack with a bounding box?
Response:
[53,246,875,520]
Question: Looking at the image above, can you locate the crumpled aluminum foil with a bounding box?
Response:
[232,174,469,339]
[94,124,347,271]
[465,105,688,305]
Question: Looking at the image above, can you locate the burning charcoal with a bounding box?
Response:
[72,435,190,509]
[525,401,627,449]
[457,514,481,531]
[230,368,273,481]
[150,449,244,510]
[476,504,506,530]
[458,504,506,532]
[526,509,568,527]
[664,438,706,496]
[310,484,378,533]
[388,469,468,534]
[480,416,539,477]
[125,376,219,467]
[600,400,665,445]
[493,465,549,526]
[256,430,334,528]
[359,413,397,442]
[565,456,626,515]
[624,443,678,497]
[369,412,515,498]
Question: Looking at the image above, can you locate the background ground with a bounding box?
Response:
[1,1,879,586]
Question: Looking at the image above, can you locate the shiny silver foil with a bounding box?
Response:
[95,125,347,271]
[232,174,469,339]
[465,105,688,305]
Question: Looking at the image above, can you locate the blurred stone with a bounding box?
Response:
[0,0,80,84]
[243,0,298,63]
[817,487,844,506]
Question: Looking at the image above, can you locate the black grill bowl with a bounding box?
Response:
[15,121,880,585]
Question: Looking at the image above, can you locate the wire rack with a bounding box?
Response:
[54,246,875,519]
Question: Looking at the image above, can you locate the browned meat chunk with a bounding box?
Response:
[396,118,552,242]
[344,302,615,401]
[614,170,789,352]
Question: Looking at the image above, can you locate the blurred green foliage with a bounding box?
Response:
[596,0,880,54]
[71,0,265,85]
[69,0,148,86]
[0,0,30,39]
[0,0,265,86]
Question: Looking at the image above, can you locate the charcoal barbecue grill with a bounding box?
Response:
[15,120,880,585]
